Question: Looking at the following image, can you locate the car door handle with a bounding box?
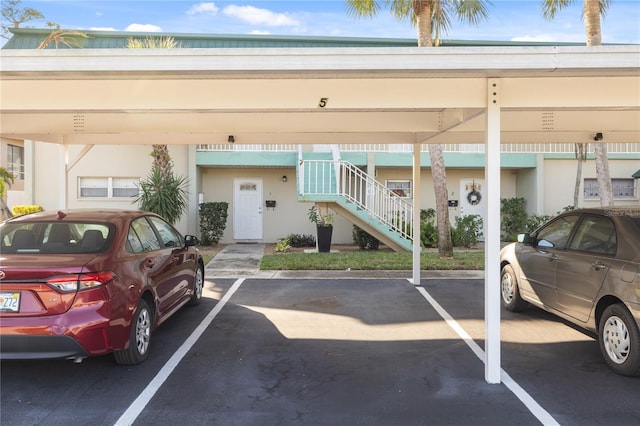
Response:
[548,254,559,262]
[592,261,607,271]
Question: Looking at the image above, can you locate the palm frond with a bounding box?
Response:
[541,0,574,20]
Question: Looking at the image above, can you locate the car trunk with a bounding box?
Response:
[0,254,99,317]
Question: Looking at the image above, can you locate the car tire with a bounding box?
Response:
[598,304,640,377]
[500,264,528,312]
[114,299,152,365]
[188,264,204,306]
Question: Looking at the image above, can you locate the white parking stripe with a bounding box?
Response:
[415,285,560,426]
[114,278,245,426]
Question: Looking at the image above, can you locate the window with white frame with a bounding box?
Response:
[79,177,139,199]
[386,180,412,198]
[7,144,24,180]
[584,178,636,199]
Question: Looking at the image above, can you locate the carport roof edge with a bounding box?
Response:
[1,45,639,79]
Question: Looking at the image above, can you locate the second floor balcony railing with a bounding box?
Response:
[197,143,640,154]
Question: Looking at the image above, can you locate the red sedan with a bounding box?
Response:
[0,209,204,365]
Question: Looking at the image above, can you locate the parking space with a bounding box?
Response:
[2,277,639,425]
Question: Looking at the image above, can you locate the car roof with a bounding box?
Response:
[5,209,153,223]
[562,206,640,215]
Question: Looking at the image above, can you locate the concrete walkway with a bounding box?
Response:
[204,243,484,280]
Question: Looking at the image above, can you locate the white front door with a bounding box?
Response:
[459,178,486,239]
[233,178,263,240]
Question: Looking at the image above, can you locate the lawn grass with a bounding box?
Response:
[260,250,484,271]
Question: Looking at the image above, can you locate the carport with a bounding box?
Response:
[1,44,639,383]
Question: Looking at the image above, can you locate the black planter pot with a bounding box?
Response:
[316,225,333,253]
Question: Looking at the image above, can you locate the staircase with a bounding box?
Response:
[296,148,413,252]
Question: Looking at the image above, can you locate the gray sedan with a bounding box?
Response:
[500,206,640,376]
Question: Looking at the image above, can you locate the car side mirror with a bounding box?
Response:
[184,235,199,247]
[517,233,533,245]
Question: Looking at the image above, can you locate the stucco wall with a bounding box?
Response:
[375,167,516,217]
[31,143,192,232]
[199,167,355,244]
[25,142,639,244]
[543,158,640,215]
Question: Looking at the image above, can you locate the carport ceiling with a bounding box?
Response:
[1,45,639,146]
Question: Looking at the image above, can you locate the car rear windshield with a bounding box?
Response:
[0,222,113,254]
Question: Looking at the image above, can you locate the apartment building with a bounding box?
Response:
[1,29,638,245]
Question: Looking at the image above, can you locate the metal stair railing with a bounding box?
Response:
[298,158,413,242]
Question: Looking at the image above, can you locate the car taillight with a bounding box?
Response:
[47,272,116,293]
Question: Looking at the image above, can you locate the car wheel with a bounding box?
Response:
[114,299,152,365]
[598,304,640,376]
[501,264,528,312]
[188,264,204,306]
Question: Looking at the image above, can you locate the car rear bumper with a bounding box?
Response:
[0,307,123,360]
[0,334,90,360]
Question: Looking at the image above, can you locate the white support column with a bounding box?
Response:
[485,78,501,384]
[188,144,198,236]
[24,140,35,205]
[58,143,69,210]
[412,141,421,285]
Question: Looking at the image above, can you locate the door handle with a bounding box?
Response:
[592,261,607,271]
[548,254,558,262]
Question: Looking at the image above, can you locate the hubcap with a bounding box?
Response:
[135,308,151,355]
[195,268,203,299]
[501,273,514,303]
[602,315,630,364]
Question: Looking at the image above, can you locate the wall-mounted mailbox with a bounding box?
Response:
[448,200,459,207]
[265,200,276,208]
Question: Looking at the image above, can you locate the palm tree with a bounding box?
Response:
[127,36,189,224]
[542,0,614,206]
[0,167,15,221]
[38,24,90,49]
[346,0,492,257]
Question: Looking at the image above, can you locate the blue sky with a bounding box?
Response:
[11,0,640,44]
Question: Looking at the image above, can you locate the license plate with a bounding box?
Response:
[0,292,20,312]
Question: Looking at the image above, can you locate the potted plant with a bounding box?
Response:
[308,205,334,253]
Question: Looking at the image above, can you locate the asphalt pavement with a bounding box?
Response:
[2,244,637,426]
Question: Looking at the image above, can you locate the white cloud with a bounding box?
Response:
[511,32,585,43]
[186,2,219,16]
[96,12,103,17]
[223,5,299,27]
[511,35,557,43]
[250,30,270,35]
[90,27,117,31]
[125,24,163,32]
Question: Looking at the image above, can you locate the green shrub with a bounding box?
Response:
[526,214,551,233]
[135,168,189,225]
[451,214,483,248]
[275,238,291,253]
[501,197,528,242]
[199,202,229,245]
[420,208,437,248]
[352,225,380,250]
[285,233,316,247]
